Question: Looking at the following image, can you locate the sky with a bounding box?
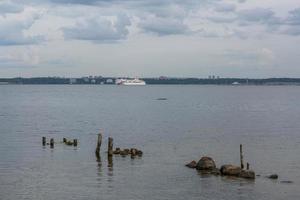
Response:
[0,0,300,78]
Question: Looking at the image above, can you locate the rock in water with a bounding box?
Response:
[268,174,278,179]
[196,157,216,170]
[113,148,121,154]
[220,165,242,176]
[220,165,255,179]
[280,180,293,184]
[240,170,255,179]
[120,150,129,156]
[136,150,143,156]
[130,148,137,156]
[211,168,221,175]
[185,160,197,169]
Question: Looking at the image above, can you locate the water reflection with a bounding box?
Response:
[107,156,113,173]
[96,154,102,176]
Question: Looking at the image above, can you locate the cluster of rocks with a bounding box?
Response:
[113,147,143,158]
[42,137,78,148]
[63,138,78,146]
[186,156,255,179]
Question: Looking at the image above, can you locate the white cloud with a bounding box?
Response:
[0,6,45,45]
[0,46,40,67]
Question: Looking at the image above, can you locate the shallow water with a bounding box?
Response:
[0,85,299,200]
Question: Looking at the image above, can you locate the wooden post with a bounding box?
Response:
[108,137,113,157]
[95,133,102,156]
[247,162,249,170]
[73,139,78,147]
[240,144,244,169]
[63,138,67,143]
[42,137,46,146]
[50,138,54,148]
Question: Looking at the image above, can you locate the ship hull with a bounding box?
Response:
[122,82,146,86]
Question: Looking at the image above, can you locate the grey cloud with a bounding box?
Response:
[214,3,236,13]
[62,14,131,42]
[238,8,275,22]
[282,26,300,36]
[195,27,248,39]
[43,0,99,4]
[0,1,24,14]
[277,8,300,36]
[207,15,237,23]
[236,7,282,32]
[139,17,189,36]
[286,8,300,25]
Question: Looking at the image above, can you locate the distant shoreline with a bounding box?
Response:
[1,77,300,86]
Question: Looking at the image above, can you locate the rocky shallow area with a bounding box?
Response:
[186,156,255,179]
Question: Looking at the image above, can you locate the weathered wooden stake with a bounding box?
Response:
[95,133,102,156]
[50,138,54,148]
[247,162,249,170]
[42,137,46,146]
[63,138,67,143]
[240,144,244,169]
[73,139,78,147]
[108,137,113,157]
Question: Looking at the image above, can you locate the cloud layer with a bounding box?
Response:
[2,0,300,45]
[1,0,300,77]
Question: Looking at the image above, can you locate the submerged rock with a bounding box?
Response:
[113,148,121,154]
[268,174,279,179]
[211,168,221,175]
[136,150,143,156]
[220,165,255,179]
[120,150,129,157]
[220,165,242,176]
[240,170,255,179]
[280,180,293,184]
[130,148,137,156]
[156,98,167,100]
[185,160,197,169]
[65,141,73,146]
[196,157,216,171]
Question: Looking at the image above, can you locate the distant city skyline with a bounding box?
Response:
[1,0,300,78]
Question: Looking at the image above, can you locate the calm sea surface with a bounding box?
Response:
[0,85,300,200]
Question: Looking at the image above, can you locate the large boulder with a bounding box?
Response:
[196,157,216,171]
[220,165,242,176]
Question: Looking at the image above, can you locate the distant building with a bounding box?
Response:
[91,79,96,84]
[69,78,77,84]
[106,79,113,84]
[83,77,89,82]
[159,76,168,80]
[232,82,240,85]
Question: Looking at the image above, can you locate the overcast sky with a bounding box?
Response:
[0,0,300,78]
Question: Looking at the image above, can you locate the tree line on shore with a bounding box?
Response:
[1,77,300,85]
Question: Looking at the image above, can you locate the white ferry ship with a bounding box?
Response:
[115,78,146,86]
